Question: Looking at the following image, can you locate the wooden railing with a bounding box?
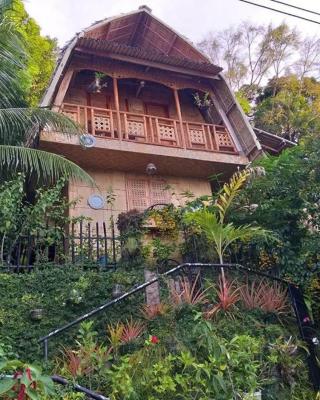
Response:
[60,103,237,153]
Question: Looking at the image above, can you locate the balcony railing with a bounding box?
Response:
[61,103,237,154]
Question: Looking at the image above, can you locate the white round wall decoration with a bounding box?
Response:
[88,194,105,210]
[79,134,96,148]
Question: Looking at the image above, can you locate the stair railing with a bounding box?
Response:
[39,262,288,361]
[38,262,320,391]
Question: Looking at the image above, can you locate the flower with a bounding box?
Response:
[150,335,159,344]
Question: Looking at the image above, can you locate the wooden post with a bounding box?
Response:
[173,88,186,149]
[52,69,74,111]
[113,77,122,141]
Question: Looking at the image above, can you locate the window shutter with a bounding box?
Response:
[150,180,170,205]
[126,178,170,211]
[127,179,149,211]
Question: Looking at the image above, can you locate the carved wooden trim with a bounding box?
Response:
[72,55,211,91]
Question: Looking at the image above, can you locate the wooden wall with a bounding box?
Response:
[63,72,206,123]
[68,170,211,232]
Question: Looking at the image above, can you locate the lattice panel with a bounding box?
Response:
[150,181,170,204]
[128,120,145,137]
[217,131,234,148]
[127,179,148,211]
[63,111,78,122]
[94,115,111,132]
[159,124,176,141]
[190,128,205,144]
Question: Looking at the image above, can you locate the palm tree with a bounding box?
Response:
[0,0,92,183]
[185,169,272,279]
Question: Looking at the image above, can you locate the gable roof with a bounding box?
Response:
[82,5,209,62]
[41,6,221,107]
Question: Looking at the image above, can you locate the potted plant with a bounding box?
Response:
[88,72,108,93]
[21,294,45,321]
[193,92,213,110]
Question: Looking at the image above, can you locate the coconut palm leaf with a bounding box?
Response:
[0,19,25,108]
[0,1,92,184]
[0,145,93,183]
[0,107,83,145]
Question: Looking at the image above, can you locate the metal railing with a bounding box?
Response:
[38,262,320,390]
[39,263,289,360]
[1,221,119,271]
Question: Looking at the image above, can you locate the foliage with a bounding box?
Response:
[141,303,169,320]
[204,274,240,318]
[169,273,210,306]
[255,76,320,141]
[229,137,320,289]
[56,321,112,383]
[0,266,144,361]
[199,21,320,143]
[193,91,213,109]
[236,90,251,114]
[239,280,289,315]
[0,344,54,399]
[53,310,313,400]
[4,0,57,106]
[198,22,301,91]
[148,204,180,239]
[0,0,92,183]
[0,175,81,264]
[184,169,272,264]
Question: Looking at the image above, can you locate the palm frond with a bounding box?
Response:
[185,209,273,262]
[0,107,84,145]
[0,145,93,184]
[215,169,250,222]
[0,18,26,108]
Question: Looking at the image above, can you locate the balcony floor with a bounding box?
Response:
[40,132,249,179]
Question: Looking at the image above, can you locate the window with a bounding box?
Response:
[126,178,170,211]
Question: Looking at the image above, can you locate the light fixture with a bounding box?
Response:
[146,163,157,176]
[79,134,96,148]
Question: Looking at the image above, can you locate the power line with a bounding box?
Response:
[239,0,320,25]
[269,0,320,18]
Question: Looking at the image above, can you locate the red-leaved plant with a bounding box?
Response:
[204,274,239,319]
[121,318,145,344]
[169,273,210,306]
[141,303,169,320]
[239,279,288,315]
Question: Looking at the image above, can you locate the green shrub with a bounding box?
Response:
[0,265,144,361]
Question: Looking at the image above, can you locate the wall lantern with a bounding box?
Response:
[146,163,157,176]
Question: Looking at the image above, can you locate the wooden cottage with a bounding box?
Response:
[40,5,262,225]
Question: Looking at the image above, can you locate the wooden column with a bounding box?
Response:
[173,88,186,149]
[52,69,74,111]
[113,77,122,141]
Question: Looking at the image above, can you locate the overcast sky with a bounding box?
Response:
[24,0,320,47]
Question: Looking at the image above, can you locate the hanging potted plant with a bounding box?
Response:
[193,92,213,122]
[193,92,213,111]
[88,72,108,93]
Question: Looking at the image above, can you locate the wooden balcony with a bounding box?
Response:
[61,103,237,154]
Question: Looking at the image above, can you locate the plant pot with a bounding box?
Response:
[112,284,124,298]
[30,308,43,321]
